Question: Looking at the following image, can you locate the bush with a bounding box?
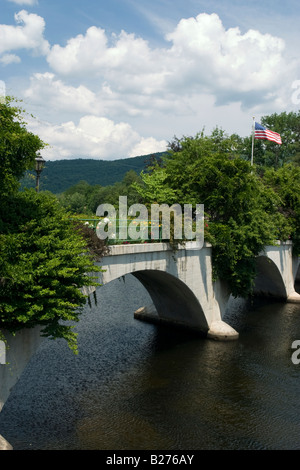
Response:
[0,190,106,353]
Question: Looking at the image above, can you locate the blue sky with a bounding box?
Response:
[1,0,300,160]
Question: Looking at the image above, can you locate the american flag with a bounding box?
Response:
[254,122,282,145]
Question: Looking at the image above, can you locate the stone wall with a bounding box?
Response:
[0,326,44,450]
[0,326,43,411]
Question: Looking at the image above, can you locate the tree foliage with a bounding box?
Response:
[58,170,143,215]
[0,190,105,353]
[237,111,300,168]
[262,164,300,255]
[260,111,300,167]
[133,129,294,297]
[0,96,45,194]
[0,98,106,352]
[20,154,161,194]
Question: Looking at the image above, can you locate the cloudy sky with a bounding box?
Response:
[1,0,300,161]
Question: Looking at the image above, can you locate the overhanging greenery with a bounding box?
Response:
[0,98,105,353]
[0,190,105,353]
[133,129,297,297]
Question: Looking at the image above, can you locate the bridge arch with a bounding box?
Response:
[132,269,209,333]
[254,255,287,299]
[97,242,243,340]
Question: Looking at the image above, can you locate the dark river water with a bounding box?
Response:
[0,274,300,450]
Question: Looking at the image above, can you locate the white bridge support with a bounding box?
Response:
[254,241,300,303]
[0,326,43,450]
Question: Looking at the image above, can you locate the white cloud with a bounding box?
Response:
[130,137,167,158]
[28,115,167,161]
[23,70,186,124]
[165,13,290,104]
[24,72,104,115]
[47,26,111,76]
[0,10,49,57]
[0,53,21,65]
[3,9,297,160]
[47,27,165,94]
[46,13,294,110]
[7,0,38,5]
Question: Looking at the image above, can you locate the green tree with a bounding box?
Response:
[230,111,300,168]
[134,129,289,297]
[59,191,89,214]
[261,111,300,167]
[0,99,105,352]
[0,96,45,194]
[244,111,300,168]
[59,171,144,215]
[262,164,300,255]
[0,190,105,353]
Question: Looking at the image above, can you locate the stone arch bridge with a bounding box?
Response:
[95,240,300,341]
[0,240,299,449]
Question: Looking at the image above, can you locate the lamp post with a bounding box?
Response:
[35,155,45,192]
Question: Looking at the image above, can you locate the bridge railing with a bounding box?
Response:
[72,218,164,245]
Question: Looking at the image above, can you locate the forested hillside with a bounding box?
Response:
[21,153,166,194]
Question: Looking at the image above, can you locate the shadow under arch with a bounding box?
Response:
[253,255,287,299]
[132,269,209,334]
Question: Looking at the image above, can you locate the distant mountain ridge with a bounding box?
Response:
[22,153,166,194]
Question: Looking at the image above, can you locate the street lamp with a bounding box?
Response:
[35,155,46,192]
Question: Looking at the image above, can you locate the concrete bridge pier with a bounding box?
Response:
[254,242,300,303]
[0,434,12,450]
[0,326,44,450]
[289,253,300,302]
[133,273,239,341]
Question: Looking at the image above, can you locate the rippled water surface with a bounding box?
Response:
[0,275,300,450]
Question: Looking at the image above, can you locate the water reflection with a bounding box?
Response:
[0,275,300,450]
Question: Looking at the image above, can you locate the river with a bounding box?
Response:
[0,274,300,450]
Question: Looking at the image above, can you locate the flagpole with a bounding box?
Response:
[251,116,255,166]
